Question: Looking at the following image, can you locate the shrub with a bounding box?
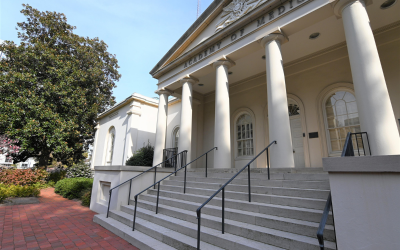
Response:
[0,184,40,202]
[66,162,93,178]
[0,169,48,186]
[81,188,92,207]
[54,178,93,200]
[126,142,154,166]
[47,166,67,184]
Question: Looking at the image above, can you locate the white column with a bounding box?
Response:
[90,124,100,169]
[334,0,400,155]
[213,57,235,169]
[124,102,142,164]
[261,33,295,168]
[153,88,173,166]
[178,76,198,164]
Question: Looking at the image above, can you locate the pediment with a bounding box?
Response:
[152,0,270,76]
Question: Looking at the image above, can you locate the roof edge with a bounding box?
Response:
[149,0,227,76]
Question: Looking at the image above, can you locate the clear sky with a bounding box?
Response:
[0,0,214,102]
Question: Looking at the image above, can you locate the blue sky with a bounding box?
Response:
[0,0,214,102]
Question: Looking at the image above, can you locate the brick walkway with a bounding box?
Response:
[0,188,140,250]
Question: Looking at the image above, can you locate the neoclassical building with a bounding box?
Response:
[149,0,400,170]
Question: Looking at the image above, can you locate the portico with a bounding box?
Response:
[151,0,400,169]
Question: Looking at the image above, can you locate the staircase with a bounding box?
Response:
[94,168,336,250]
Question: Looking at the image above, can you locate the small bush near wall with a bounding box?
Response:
[0,169,48,186]
[47,166,67,185]
[66,162,93,178]
[126,142,154,166]
[54,177,93,200]
[81,188,91,207]
[0,184,40,202]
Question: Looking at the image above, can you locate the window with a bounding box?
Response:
[324,91,361,153]
[173,127,179,148]
[106,127,116,165]
[236,114,254,156]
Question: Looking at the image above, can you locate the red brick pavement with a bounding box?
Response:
[0,188,140,250]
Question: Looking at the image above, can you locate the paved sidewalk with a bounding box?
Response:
[0,188,140,250]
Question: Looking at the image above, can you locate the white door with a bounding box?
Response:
[290,116,305,168]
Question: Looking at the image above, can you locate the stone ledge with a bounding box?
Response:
[94,165,175,173]
[323,155,400,173]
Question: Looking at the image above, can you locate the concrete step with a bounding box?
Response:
[162,179,330,199]
[118,205,336,250]
[146,187,326,210]
[129,198,335,241]
[108,210,224,250]
[110,209,284,250]
[93,214,175,250]
[176,171,329,181]
[169,176,330,189]
[135,193,333,225]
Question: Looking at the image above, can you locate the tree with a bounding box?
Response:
[0,135,20,162]
[0,4,120,167]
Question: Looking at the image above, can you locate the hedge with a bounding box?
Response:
[54,177,93,200]
[0,184,40,202]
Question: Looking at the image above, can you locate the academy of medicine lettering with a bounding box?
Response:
[183,0,307,69]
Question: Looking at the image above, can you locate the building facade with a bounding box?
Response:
[149,0,400,169]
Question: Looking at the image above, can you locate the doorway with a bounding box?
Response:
[288,99,306,168]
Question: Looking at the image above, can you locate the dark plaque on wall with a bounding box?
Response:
[309,132,319,139]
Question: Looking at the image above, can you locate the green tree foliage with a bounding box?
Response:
[126,142,154,166]
[0,4,120,167]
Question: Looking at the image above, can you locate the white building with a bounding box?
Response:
[91,0,400,249]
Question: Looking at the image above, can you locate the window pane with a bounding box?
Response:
[238,149,242,156]
[343,92,356,102]
[333,91,345,100]
[346,101,358,114]
[336,115,347,127]
[327,117,336,128]
[329,129,339,140]
[326,106,335,117]
[242,125,245,138]
[347,113,359,126]
[331,140,341,151]
[246,124,250,138]
[335,100,347,116]
[237,125,241,139]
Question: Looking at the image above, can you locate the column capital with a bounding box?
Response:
[260,31,288,48]
[155,87,173,96]
[179,75,199,85]
[333,0,369,17]
[213,56,235,69]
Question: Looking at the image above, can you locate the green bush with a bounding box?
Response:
[0,184,40,202]
[66,162,93,178]
[126,142,154,166]
[81,188,92,207]
[47,166,67,184]
[54,177,93,199]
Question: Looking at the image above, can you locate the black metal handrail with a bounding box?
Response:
[195,141,277,249]
[341,132,371,157]
[317,131,371,249]
[132,147,218,231]
[317,192,337,250]
[106,150,187,218]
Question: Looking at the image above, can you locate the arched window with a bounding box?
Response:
[173,127,179,149]
[106,127,116,165]
[324,91,361,153]
[236,114,254,156]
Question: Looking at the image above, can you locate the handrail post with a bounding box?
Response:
[132,195,137,231]
[106,189,112,218]
[205,152,208,178]
[267,149,270,180]
[222,187,225,234]
[184,165,187,194]
[128,179,132,205]
[156,182,160,214]
[365,133,372,155]
[355,134,361,156]
[248,165,251,202]
[154,165,157,189]
[197,210,201,250]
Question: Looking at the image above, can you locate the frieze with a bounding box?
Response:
[181,0,308,71]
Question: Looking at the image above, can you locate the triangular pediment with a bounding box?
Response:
[150,0,270,76]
